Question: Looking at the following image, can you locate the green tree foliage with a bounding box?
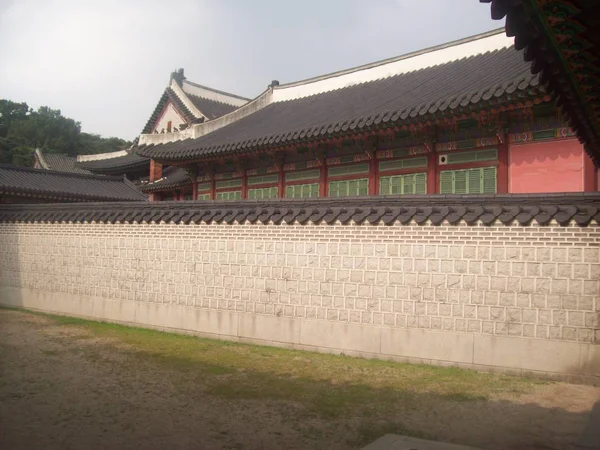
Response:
[0,99,132,166]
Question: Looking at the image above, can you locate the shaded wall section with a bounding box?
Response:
[509,139,584,193]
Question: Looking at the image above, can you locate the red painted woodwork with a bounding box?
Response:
[278,167,285,198]
[192,181,198,200]
[241,172,248,199]
[583,151,597,192]
[149,160,162,182]
[509,139,585,193]
[319,164,327,197]
[427,152,437,194]
[497,137,509,194]
[369,157,378,196]
[211,178,216,200]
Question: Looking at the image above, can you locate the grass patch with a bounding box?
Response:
[2,307,546,420]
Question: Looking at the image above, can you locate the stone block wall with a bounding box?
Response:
[1,220,599,381]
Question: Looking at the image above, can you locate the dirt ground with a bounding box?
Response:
[0,308,598,450]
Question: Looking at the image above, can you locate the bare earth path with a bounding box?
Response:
[0,308,598,450]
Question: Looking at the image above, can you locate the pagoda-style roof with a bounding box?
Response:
[136,30,544,164]
[481,0,600,165]
[0,164,147,202]
[76,150,149,175]
[141,71,249,134]
[34,149,92,175]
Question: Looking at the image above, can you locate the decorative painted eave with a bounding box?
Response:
[481,0,600,166]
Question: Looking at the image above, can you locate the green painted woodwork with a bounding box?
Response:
[444,149,497,165]
[248,187,278,199]
[439,167,497,194]
[197,182,211,191]
[285,169,320,182]
[328,178,368,197]
[184,194,193,201]
[215,190,242,201]
[197,193,211,200]
[328,163,369,177]
[247,174,278,186]
[379,157,427,172]
[379,172,427,195]
[215,179,242,189]
[285,183,319,198]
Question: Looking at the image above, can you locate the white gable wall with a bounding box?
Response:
[153,102,186,134]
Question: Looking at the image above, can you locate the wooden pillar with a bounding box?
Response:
[319,163,327,197]
[367,138,378,196]
[427,151,437,195]
[278,165,285,198]
[241,170,248,199]
[583,151,597,192]
[149,159,162,182]
[497,134,509,194]
[210,177,216,200]
[192,181,198,200]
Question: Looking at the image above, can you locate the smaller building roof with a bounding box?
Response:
[34,149,92,175]
[139,166,190,193]
[76,151,149,174]
[0,164,147,202]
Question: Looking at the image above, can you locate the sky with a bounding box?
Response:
[0,0,503,141]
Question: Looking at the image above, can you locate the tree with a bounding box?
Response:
[0,99,132,166]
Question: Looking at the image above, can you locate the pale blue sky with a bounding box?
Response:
[0,0,503,139]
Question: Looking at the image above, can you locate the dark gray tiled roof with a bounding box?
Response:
[138,46,541,162]
[77,152,149,174]
[0,164,147,202]
[38,152,93,175]
[1,193,598,226]
[140,166,190,193]
[187,94,239,120]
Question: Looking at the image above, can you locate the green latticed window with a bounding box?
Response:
[328,178,368,197]
[248,187,278,199]
[380,172,427,195]
[197,193,211,200]
[183,193,193,200]
[215,190,242,201]
[285,183,319,198]
[439,167,497,194]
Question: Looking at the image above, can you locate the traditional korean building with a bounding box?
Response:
[136,29,599,202]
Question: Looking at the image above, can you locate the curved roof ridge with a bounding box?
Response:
[182,79,251,102]
[272,28,511,102]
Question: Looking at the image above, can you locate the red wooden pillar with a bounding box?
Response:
[319,163,327,197]
[278,165,285,198]
[241,170,248,199]
[497,135,509,194]
[369,156,378,196]
[149,159,162,182]
[192,181,198,200]
[427,151,437,194]
[210,178,216,200]
[583,151,597,192]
